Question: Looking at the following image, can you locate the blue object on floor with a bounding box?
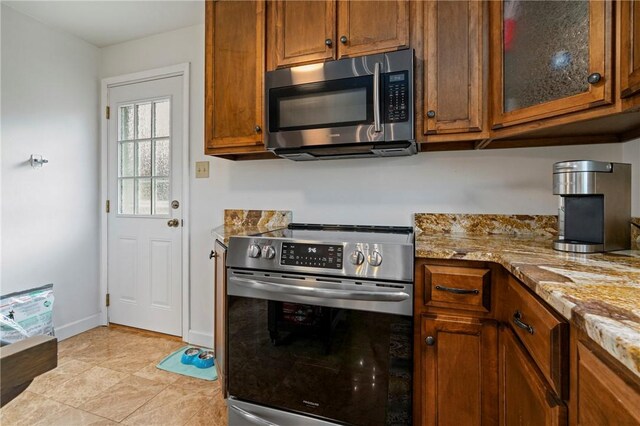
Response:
[193,350,215,369]
[157,346,218,381]
[180,347,201,365]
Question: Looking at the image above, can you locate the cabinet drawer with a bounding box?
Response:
[505,276,568,399]
[423,265,491,312]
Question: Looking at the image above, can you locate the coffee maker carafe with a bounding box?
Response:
[553,160,631,253]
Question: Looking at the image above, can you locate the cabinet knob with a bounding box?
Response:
[340,35,348,44]
[254,125,261,133]
[587,73,602,84]
[325,38,333,47]
[427,110,436,118]
[425,336,435,346]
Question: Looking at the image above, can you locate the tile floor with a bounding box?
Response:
[0,326,227,425]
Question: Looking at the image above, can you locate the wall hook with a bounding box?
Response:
[30,154,49,168]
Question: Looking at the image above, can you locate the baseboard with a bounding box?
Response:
[55,313,102,341]
[188,330,213,349]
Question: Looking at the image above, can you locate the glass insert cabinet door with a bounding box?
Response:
[117,99,171,216]
[491,0,612,128]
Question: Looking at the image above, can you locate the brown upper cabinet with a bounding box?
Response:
[268,0,336,69]
[336,0,409,59]
[424,0,486,136]
[268,0,409,70]
[204,0,640,160]
[490,0,613,129]
[621,0,640,99]
[205,0,266,154]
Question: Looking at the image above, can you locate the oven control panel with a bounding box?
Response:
[384,71,409,123]
[280,242,343,269]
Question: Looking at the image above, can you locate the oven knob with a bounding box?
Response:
[368,250,383,266]
[349,250,364,265]
[248,244,261,258]
[262,245,276,259]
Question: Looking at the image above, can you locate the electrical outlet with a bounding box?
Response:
[195,161,210,178]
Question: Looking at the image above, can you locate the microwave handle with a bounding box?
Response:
[373,61,382,133]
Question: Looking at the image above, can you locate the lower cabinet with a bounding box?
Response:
[420,315,498,426]
[213,240,228,397]
[571,339,640,425]
[499,326,567,426]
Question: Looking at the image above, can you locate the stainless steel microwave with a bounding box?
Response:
[265,49,416,161]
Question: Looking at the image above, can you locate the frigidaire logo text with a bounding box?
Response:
[303,400,320,407]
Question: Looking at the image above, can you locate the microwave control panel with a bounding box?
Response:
[384,71,409,123]
[280,242,343,269]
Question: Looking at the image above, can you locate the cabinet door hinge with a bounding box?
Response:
[106,106,110,120]
[106,200,110,213]
[106,293,110,307]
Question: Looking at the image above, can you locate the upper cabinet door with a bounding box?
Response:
[336,0,409,59]
[424,0,484,135]
[205,0,265,151]
[491,0,613,128]
[621,0,640,99]
[270,0,336,69]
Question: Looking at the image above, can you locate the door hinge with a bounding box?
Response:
[106,200,110,213]
[181,219,184,227]
[105,106,110,120]
[106,293,110,307]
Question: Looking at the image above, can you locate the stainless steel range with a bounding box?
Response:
[226,224,414,426]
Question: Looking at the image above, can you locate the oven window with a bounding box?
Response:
[269,75,374,132]
[228,296,412,425]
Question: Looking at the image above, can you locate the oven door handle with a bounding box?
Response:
[230,276,410,302]
[230,405,278,426]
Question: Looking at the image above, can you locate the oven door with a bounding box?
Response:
[266,55,385,149]
[227,270,413,426]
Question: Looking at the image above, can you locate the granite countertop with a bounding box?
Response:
[212,209,292,246]
[415,232,640,379]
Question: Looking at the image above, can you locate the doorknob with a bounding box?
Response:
[167,219,180,227]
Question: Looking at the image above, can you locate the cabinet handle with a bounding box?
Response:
[340,35,348,44]
[254,125,261,133]
[325,38,333,47]
[435,285,479,295]
[209,250,218,260]
[513,311,535,335]
[427,110,436,118]
[587,73,602,84]
[425,336,435,346]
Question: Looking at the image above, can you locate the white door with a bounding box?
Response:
[107,76,183,336]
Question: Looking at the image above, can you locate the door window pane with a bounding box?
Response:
[119,142,135,177]
[154,100,170,137]
[154,139,170,177]
[136,140,152,177]
[119,105,134,141]
[503,0,590,112]
[119,179,134,214]
[153,178,170,216]
[136,178,152,215]
[116,98,172,215]
[136,103,152,139]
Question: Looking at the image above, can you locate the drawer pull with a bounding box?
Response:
[513,311,535,335]
[435,285,479,295]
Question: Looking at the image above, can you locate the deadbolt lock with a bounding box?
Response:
[171,200,180,209]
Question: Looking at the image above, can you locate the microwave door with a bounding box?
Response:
[267,67,385,149]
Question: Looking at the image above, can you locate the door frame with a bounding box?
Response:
[99,63,190,339]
